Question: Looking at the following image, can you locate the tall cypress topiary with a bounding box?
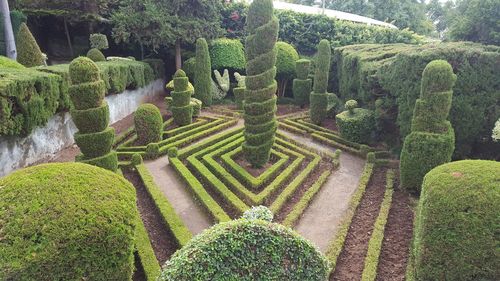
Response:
[171,69,193,126]
[400,60,456,194]
[16,23,44,67]
[195,38,213,107]
[242,0,279,168]
[69,57,118,172]
[293,59,312,107]
[310,39,331,125]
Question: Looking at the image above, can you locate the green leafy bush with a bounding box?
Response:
[293,58,312,107]
[69,57,117,171]
[16,23,44,67]
[158,219,330,281]
[210,38,246,71]
[276,41,299,96]
[0,162,137,280]
[89,33,109,50]
[242,205,273,221]
[400,60,456,194]
[195,38,213,106]
[131,153,143,165]
[242,0,279,168]
[87,48,106,62]
[412,160,500,281]
[310,39,332,125]
[0,55,25,69]
[170,69,193,126]
[134,103,163,145]
[336,100,375,144]
[182,57,196,80]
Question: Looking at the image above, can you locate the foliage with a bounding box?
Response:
[158,219,330,281]
[412,160,500,281]
[400,60,456,194]
[242,205,274,221]
[0,162,137,281]
[170,69,193,126]
[87,48,105,62]
[220,2,248,40]
[16,23,44,67]
[12,0,116,21]
[134,103,163,145]
[213,69,230,100]
[89,33,109,50]
[69,57,117,171]
[0,56,25,69]
[242,0,279,168]
[310,39,331,125]
[194,38,213,107]
[276,41,299,96]
[182,57,196,80]
[131,153,143,165]
[336,100,375,144]
[210,38,246,71]
[292,59,312,107]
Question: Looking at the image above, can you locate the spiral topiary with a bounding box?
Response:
[69,57,118,171]
[195,38,213,107]
[335,99,374,144]
[0,163,137,280]
[170,69,194,126]
[293,59,312,107]
[400,60,456,194]
[310,39,331,125]
[16,23,44,67]
[87,48,106,62]
[242,0,279,168]
[134,103,163,145]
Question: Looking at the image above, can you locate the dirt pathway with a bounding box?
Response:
[144,156,212,235]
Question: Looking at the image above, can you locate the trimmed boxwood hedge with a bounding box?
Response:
[158,219,330,281]
[0,162,137,280]
[71,102,110,134]
[293,58,312,107]
[336,100,375,144]
[134,103,163,145]
[412,160,500,281]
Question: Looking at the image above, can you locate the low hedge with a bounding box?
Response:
[158,219,330,281]
[412,160,500,281]
[134,103,163,145]
[0,163,137,280]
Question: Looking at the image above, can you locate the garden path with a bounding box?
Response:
[279,130,365,252]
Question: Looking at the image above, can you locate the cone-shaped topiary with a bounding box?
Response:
[310,39,331,125]
[195,38,213,107]
[170,69,193,126]
[69,57,118,171]
[335,99,374,144]
[87,48,106,62]
[400,60,456,194]
[134,103,163,145]
[293,59,312,107]
[411,160,500,281]
[16,23,44,67]
[242,0,279,168]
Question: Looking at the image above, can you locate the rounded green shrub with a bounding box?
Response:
[242,205,273,221]
[131,153,143,165]
[167,147,178,158]
[194,38,213,107]
[87,48,106,62]
[242,0,279,168]
[134,103,163,145]
[310,40,333,125]
[293,58,312,107]
[16,23,44,67]
[210,38,246,71]
[336,101,375,144]
[146,143,160,159]
[276,41,299,80]
[69,56,101,84]
[170,70,194,126]
[0,56,25,69]
[400,60,456,194]
[190,98,202,117]
[345,99,358,112]
[158,219,330,281]
[89,33,109,50]
[412,160,500,281]
[0,163,137,280]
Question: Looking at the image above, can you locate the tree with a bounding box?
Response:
[112,0,223,69]
[16,23,44,66]
[1,0,16,59]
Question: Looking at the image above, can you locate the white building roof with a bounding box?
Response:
[272,1,397,29]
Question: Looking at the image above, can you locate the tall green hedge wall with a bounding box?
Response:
[0,59,164,137]
[332,42,500,159]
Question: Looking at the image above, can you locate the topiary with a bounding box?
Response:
[89,33,109,50]
[400,60,456,194]
[169,69,194,126]
[210,38,246,71]
[87,48,106,62]
[146,143,160,159]
[275,41,299,97]
[195,38,213,107]
[131,153,143,165]
[158,219,330,281]
[233,72,246,109]
[242,0,279,168]
[0,163,137,280]
[69,57,118,171]
[213,69,230,100]
[292,58,312,107]
[310,39,336,125]
[335,99,374,144]
[190,98,202,117]
[242,205,273,221]
[411,160,500,281]
[167,147,178,158]
[0,56,25,69]
[16,23,44,67]
[134,103,163,145]
[182,57,196,80]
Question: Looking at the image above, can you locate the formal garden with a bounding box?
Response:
[0,0,499,280]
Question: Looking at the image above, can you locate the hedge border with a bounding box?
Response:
[134,216,161,281]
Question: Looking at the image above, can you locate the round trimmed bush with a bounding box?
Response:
[69,57,101,84]
[146,143,160,158]
[242,205,273,221]
[89,33,109,50]
[158,219,330,281]
[0,163,137,280]
[276,41,299,81]
[412,160,500,281]
[336,100,374,144]
[131,153,143,165]
[210,38,246,71]
[134,103,163,145]
[16,23,44,67]
[87,48,106,62]
[167,147,178,158]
